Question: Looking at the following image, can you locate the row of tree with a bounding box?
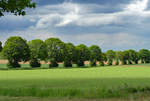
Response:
[0,36,150,68]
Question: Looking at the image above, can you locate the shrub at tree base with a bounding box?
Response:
[122,60,127,65]
[107,60,113,66]
[30,58,41,68]
[77,60,84,67]
[7,61,21,68]
[64,60,72,67]
[99,62,104,66]
[49,59,59,68]
[115,59,119,65]
[90,60,97,67]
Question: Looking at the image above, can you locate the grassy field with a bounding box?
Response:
[1,64,150,100]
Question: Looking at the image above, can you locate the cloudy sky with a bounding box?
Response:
[0,0,150,51]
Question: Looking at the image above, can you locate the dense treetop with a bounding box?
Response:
[0,0,36,16]
[0,41,2,52]
[2,36,30,67]
[28,39,47,67]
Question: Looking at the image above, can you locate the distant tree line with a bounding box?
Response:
[0,36,150,68]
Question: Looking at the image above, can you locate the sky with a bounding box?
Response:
[0,0,150,51]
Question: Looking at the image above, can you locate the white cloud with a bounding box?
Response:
[125,0,148,12]
[2,0,150,28]
[30,0,150,28]
[55,4,80,27]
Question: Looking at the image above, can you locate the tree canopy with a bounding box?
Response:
[28,39,47,67]
[0,0,36,16]
[139,49,150,63]
[63,43,76,67]
[106,50,115,65]
[2,36,150,68]
[89,45,102,66]
[45,38,65,67]
[128,49,139,64]
[0,41,2,52]
[2,36,30,68]
[76,44,90,67]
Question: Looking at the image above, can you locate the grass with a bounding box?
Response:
[1,96,150,101]
[1,64,150,99]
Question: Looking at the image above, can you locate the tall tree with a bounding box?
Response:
[76,44,90,67]
[116,51,124,65]
[45,38,65,68]
[128,49,139,64]
[28,39,47,68]
[89,45,102,67]
[106,50,115,65]
[64,43,76,67]
[139,49,150,63]
[99,53,107,66]
[0,41,2,52]
[2,36,30,68]
[115,51,120,65]
[0,0,36,16]
[122,50,130,65]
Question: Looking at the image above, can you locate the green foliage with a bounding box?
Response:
[28,39,47,68]
[63,43,76,67]
[0,0,36,16]
[7,61,21,68]
[90,59,97,67]
[89,45,102,67]
[116,51,126,65]
[139,49,150,63]
[49,58,59,68]
[2,36,30,68]
[2,36,150,69]
[64,59,72,67]
[106,50,115,65]
[115,59,119,65]
[128,49,139,64]
[100,53,107,63]
[0,41,2,52]
[45,38,64,68]
[29,58,41,68]
[99,61,104,66]
[121,51,130,65]
[116,50,139,65]
[76,44,90,67]
[115,51,122,62]
[77,60,84,67]
[123,50,130,63]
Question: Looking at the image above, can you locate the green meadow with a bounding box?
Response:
[1,64,150,100]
